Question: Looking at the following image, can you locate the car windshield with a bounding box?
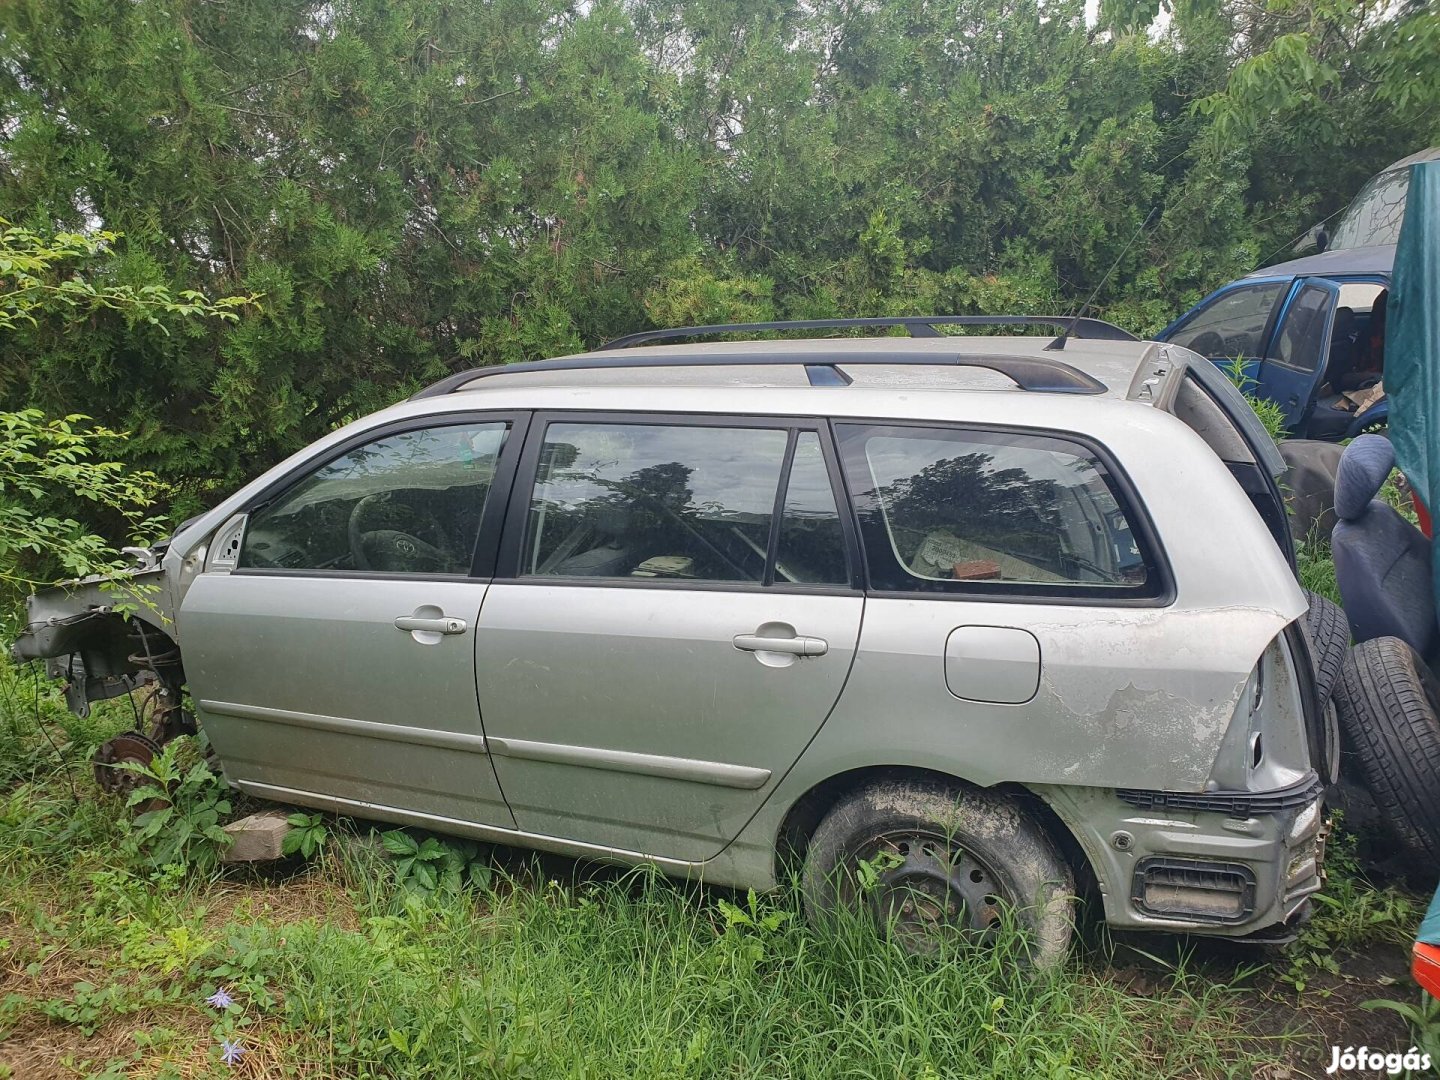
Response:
[1330,167,1411,249]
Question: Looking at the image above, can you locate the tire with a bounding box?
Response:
[801,781,1074,968]
[1302,589,1350,706]
[1332,637,1440,862]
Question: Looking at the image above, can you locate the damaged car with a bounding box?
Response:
[12,316,1329,965]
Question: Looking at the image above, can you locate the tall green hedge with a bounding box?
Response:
[2,0,1435,518]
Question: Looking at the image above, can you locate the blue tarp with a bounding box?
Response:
[1421,880,1440,946]
[1385,161,1440,607]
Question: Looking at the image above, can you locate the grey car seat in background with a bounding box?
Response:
[1331,434,1437,657]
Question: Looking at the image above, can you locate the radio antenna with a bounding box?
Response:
[1045,207,1157,351]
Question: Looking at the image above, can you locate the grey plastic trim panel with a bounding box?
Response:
[1115,771,1324,817]
[485,737,773,790]
[199,700,491,755]
[235,781,701,869]
[201,699,771,790]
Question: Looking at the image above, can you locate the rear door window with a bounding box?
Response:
[522,420,849,587]
[775,432,849,586]
[836,424,1161,598]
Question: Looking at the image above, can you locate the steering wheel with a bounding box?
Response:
[347,493,453,572]
[1188,331,1226,358]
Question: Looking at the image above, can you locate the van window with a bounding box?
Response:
[1329,167,1411,250]
[1168,283,1285,360]
[1266,283,1334,373]
[524,422,848,586]
[836,424,1158,597]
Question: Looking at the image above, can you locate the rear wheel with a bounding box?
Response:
[801,781,1074,967]
[1333,637,1440,861]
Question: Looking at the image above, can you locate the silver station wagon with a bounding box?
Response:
[14,317,1328,965]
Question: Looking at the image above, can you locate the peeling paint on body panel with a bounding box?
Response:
[804,596,1293,794]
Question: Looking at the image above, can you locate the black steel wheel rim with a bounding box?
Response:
[847,829,1014,951]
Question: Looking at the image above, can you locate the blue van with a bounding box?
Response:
[1157,247,1392,439]
[1157,148,1439,440]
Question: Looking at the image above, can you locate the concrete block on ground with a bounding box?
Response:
[221,810,292,862]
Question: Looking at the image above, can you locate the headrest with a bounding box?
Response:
[1334,434,1396,521]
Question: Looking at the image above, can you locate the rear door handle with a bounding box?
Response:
[395,615,467,635]
[732,633,828,657]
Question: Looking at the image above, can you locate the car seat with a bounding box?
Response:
[1332,434,1437,658]
[1309,393,1358,439]
[1322,307,1357,389]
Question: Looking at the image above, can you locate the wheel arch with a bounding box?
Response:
[772,764,1096,899]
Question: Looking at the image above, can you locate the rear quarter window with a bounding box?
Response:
[836,423,1165,600]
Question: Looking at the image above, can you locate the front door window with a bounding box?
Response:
[240,422,510,575]
[1265,283,1334,374]
[1167,282,1286,360]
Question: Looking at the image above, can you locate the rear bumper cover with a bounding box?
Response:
[1039,776,1325,936]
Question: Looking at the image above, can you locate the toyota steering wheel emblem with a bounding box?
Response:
[395,538,416,556]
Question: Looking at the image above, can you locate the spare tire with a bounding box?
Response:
[1333,637,1440,862]
[1302,590,1349,705]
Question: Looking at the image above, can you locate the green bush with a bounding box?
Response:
[118,735,233,872]
[0,409,167,629]
[1220,358,1290,441]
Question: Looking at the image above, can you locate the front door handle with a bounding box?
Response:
[733,633,828,657]
[395,615,467,635]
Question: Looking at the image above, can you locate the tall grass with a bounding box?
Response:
[0,803,1285,1077]
[0,662,1302,1079]
[1297,539,1341,606]
[254,846,1273,1079]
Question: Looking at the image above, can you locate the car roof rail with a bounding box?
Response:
[411,349,1111,399]
[595,315,1137,350]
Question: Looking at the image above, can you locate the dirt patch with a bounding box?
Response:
[200,867,360,933]
[1245,944,1417,1080]
[0,1008,301,1080]
[0,864,357,1079]
[1106,934,1419,1079]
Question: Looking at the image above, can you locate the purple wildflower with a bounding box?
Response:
[220,1039,246,1066]
[206,987,235,1010]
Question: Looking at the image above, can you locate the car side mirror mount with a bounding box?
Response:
[204,513,249,574]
